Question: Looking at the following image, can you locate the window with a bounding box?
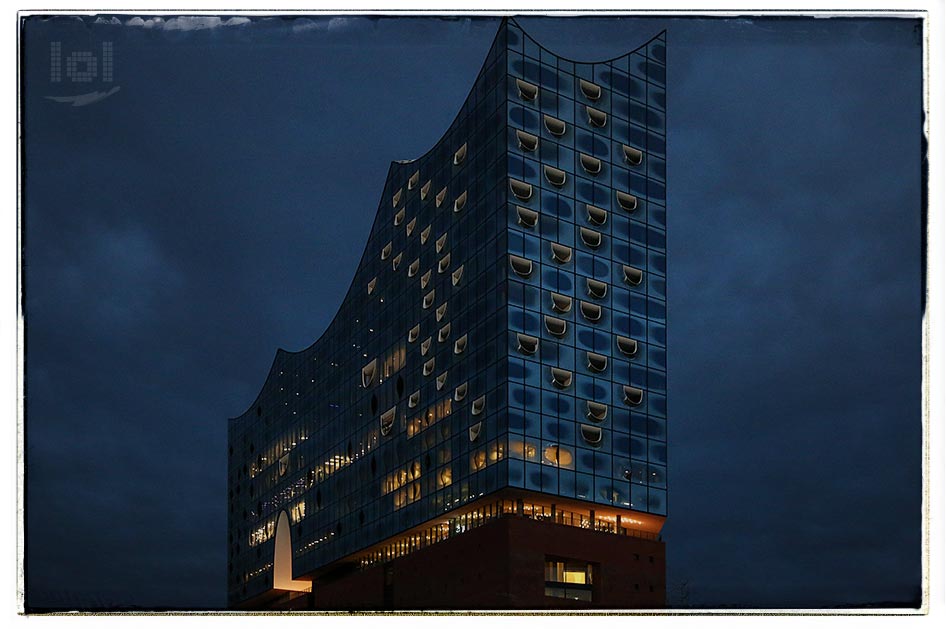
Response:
[551,367,573,389]
[408,324,420,343]
[516,130,538,152]
[623,385,644,406]
[587,279,608,299]
[469,421,482,442]
[407,258,420,278]
[367,277,377,295]
[420,337,432,356]
[391,252,402,271]
[516,206,538,228]
[622,265,644,286]
[454,334,468,354]
[436,371,448,391]
[543,445,573,467]
[454,382,468,402]
[580,424,603,445]
[545,559,594,602]
[438,253,451,274]
[544,166,567,187]
[587,352,608,373]
[394,208,405,226]
[436,233,448,253]
[580,301,602,322]
[423,358,435,376]
[586,204,608,226]
[510,178,533,201]
[544,115,566,136]
[516,78,538,101]
[454,191,467,212]
[392,188,401,207]
[362,359,377,388]
[380,242,392,260]
[422,290,435,310]
[451,265,464,286]
[453,142,467,165]
[623,144,644,166]
[420,180,431,200]
[516,333,538,355]
[586,106,607,128]
[406,217,416,237]
[421,270,432,289]
[510,255,534,278]
[586,401,608,422]
[420,225,432,244]
[408,391,420,409]
[438,323,451,343]
[551,242,572,264]
[545,316,567,338]
[551,292,572,313]
[579,227,602,249]
[380,407,396,436]
[471,395,486,416]
[579,153,601,175]
[616,335,638,357]
[616,191,638,212]
[579,79,601,101]
[436,303,448,322]
[408,170,419,190]
[435,186,447,208]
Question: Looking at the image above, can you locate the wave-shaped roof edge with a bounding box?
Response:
[229,16,665,422]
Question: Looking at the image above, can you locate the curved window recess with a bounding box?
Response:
[408,170,419,190]
[623,265,644,287]
[435,187,447,208]
[454,334,468,354]
[454,382,468,402]
[453,142,468,165]
[420,270,432,290]
[392,189,402,208]
[436,303,448,322]
[544,115,566,137]
[278,452,288,475]
[367,277,377,295]
[551,367,573,389]
[551,292,572,313]
[361,359,377,388]
[408,391,420,409]
[436,233,448,254]
[436,371,448,391]
[550,243,572,264]
[422,289,435,309]
[423,358,436,377]
[587,279,608,300]
[586,204,608,226]
[579,79,602,101]
[420,337,432,357]
[469,421,482,442]
[586,106,608,128]
[516,130,538,152]
[516,78,538,101]
[510,178,533,201]
[544,166,567,187]
[406,217,417,237]
[516,333,539,355]
[545,316,567,338]
[438,253,451,274]
[509,255,534,278]
[580,301,602,322]
[451,265,464,287]
[394,208,405,226]
[408,324,420,343]
[544,444,574,467]
[587,401,608,422]
[380,407,396,436]
[453,191,468,213]
[616,191,638,212]
[580,227,603,249]
[587,352,608,373]
[580,424,603,446]
[616,335,639,357]
[580,153,602,175]
[438,323,451,343]
[420,225,432,244]
[623,385,644,407]
[516,206,538,228]
[380,242,392,261]
[623,144,644,166]
[407,258,420,278]
[471,395,486,416]
[420,180,431,200]
[391,252,403,271]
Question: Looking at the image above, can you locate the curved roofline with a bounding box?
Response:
[229,16,666,422]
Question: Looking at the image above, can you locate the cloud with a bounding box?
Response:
[290,16,354,33]
[124,16,251,31]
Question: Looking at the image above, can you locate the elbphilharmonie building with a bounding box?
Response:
[228,17,668,610]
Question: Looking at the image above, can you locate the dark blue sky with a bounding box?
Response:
[22,14,923,610]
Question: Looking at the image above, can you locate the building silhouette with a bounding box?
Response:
[227,17,668,610]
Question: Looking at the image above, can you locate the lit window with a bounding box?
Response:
[454,191,467,213]
[367,277,377,295]
[510,255,534,278]
[435,303,448,322]
[623,385,644,406]
[423,289,435,309]
[586,106,607,128]
[421,270,432,289]
[454,334,468,354]
[544,166,567,187]
[516,206,538,228]
[408,391,420,409]
[579,227,602,249]
[471,395,486,416]
[616,191,638,212]
[453,143,467,165]
[544,115,566,137]
[580,424,603,445]
[420,225,432,244]
[436,233,447,254]
[451,265,464,286]
[469,421,482,442]
[586,401,608,422]
[551,243,572,264]
[394,208,405,226]
[616,336,638,357]
[438,323,451,343]
[579,79,601,101]
[420,180,431,200]
[380,407,396,436]
[545,316,567,338]
[516,333,539,355]
[408,170,419,190]
[580,154,601,175]
[516,78,538,101]
[423,358,435,376]
[516,130,538,152]
[586,204,608,226]
[623,265,644,286]
[551,367,573,389]
[380,242,392,260]
[392,188,402,207]
[510,178,533,201]
[408,324,420,343]
[587,279,608,299]
[587,352,608,373]
[407,258,420,278]
[580,301,602,322]
[438,253,451,274]
[436,371,448,391]
[435,186,447,208]
[543,444,574,467]
[623,144,643,166]
[551,292,572,313]
[406,217,416,237]
[362,359,377,388]
[454,382,468,402]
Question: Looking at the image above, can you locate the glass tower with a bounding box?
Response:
[228,18,667,608]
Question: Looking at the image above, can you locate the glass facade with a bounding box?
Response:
[228,18,667,607]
